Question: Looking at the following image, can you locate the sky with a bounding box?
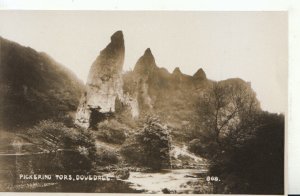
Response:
[0,11,287,113]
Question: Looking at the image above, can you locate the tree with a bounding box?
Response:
[192,80,284,194]
[196,80,260,147]
[209,112,284,194]
[192,80,261,163]
[121,116,171,170]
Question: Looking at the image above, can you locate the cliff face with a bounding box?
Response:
[123,48,212,127]
[0,37,84,130]
[75,31,127,128]
[75,31,260,130]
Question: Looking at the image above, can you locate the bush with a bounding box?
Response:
[96,149,119,166]
[96,129,126,144]
[120,142,142,166]
[188,138,218,159]
[95,119,128,144]
[188,139,203,155]
[24,120,97,173]
[209,112,284,194]
[121,117,171,170]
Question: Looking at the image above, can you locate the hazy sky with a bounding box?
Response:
[0,11,287,113]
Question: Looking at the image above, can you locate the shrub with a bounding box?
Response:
[121,116,171,170]
[188,138,218,159]
[188,139,202,155]
[24,120,97,173]
[120,142,143,166]
[95,119,128,144]
[209,112,284,194]
[96,129,126,144]
[96,149,119,166]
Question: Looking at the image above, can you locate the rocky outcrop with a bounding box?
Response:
[172,67,182,76]
[193,68,206,81]
[75,31,126,128]
[123,49,212,127]
[132,48,160,111]
[133,48,157,76]
[75,31,258,131]
[76,31,139,128]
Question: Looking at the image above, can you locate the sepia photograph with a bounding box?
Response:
[0,11,287,194]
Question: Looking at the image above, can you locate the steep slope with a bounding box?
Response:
[0,37,84,130]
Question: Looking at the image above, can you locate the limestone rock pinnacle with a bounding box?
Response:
[75,31,125,128]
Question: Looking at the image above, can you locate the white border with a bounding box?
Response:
[0,0,299,195]
[0,0,290,11]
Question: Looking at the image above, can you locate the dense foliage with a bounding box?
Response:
[121,117,171,170]
[209,112,284,194]
[0,37,83,130]
[96,149,119,166]
[95,119,128,144]
[24,120,97,173]
[189,81,284,194]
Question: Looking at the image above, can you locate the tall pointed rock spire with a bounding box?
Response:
[133,48,157,75]
[75,31,125,128]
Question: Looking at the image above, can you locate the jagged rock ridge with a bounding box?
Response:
[123,48,212,127]
[75,31,259,130]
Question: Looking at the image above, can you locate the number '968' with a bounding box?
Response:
[206,176,220,182]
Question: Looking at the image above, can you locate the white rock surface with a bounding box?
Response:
[75,31,126,128]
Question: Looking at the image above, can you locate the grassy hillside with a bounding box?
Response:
[0,37,84,131]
